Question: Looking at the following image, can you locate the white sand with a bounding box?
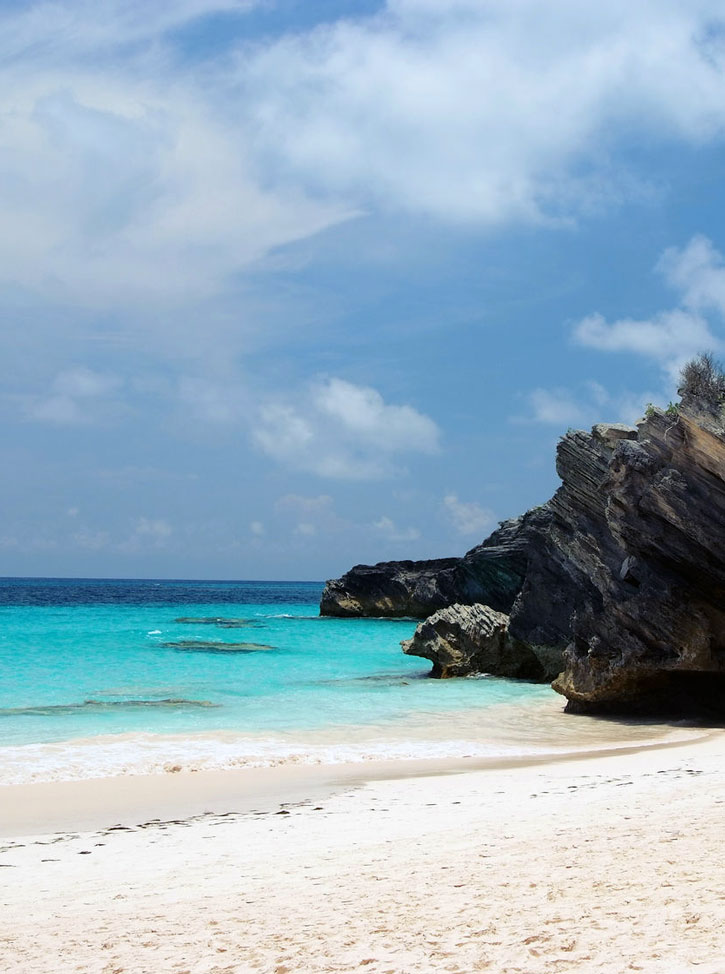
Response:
[2,732,725,973]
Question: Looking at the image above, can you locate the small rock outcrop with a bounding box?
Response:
[320,557,460,618]
[401,603,563,680]
[320,518,529,618]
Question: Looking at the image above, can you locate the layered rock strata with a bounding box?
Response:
[552,406,725,713]
[323,404,725,715]
[319,518,529,618]
[401,603,563,681]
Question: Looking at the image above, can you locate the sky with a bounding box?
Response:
[4,0,725,580]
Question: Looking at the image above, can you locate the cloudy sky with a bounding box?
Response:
[4,0,725,579]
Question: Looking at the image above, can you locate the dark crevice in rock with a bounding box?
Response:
[559,670,725,717]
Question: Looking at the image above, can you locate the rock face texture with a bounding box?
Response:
[320,518,529,618]
[551,406,725,714]
[323,402,725,714]
[401,603,563,680]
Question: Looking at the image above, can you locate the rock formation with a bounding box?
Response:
[401,603,563,680]
[552,405,725,714]
[319,518,529,618]
[322,387,725,715]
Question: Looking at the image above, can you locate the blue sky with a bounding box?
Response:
[4,0,725,579]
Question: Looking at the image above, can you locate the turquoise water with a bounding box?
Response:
[0,578,679,783]
[0,577,545,742]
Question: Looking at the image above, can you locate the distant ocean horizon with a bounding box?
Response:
[0,577,683,785]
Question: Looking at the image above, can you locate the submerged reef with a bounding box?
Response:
[161,640,275,653]
[322,378,725,716]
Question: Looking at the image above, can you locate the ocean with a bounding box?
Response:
[0,577,680,785]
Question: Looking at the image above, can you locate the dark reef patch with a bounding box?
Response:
[161,640,276,653]
[0,698,219,718]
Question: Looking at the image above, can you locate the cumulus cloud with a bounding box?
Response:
[443,494,494,537]
[243,0,725,224]
[254,378,439,479]
[315,379,439,453]
[657,234,725,317]
[574,235,725,379]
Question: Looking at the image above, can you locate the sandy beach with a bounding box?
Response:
[2,728,725,974]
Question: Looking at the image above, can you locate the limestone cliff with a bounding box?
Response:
[552,404,725,713]
[322,397,725,714]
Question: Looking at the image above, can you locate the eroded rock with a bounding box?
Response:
[322,402,725,715]
[401,603,563,680]
[550,405,725,713]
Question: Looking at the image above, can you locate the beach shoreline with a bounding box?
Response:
[0,721,714,837]
[3,727,725,972]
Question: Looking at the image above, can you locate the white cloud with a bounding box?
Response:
[254,404,316,462]
[0,85,349,310]
[294,522,317,537]
[24,366,123,424]
[443,494,494,537]
[1,0,725,324]
[657,234,725,316]
[0,0,350,315]
[118,516,173,552]
[526,388,588,426]
[574,236,725,379]
[314,379,439,453]
[243,0,725,224]
[521,382,658,428]
[373,516,420,542]
[574,310,719,378]
[253,378,439,479]
[249,520,265,536]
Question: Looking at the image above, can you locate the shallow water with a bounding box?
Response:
[0,578,690,784]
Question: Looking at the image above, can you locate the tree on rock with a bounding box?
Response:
[678,352,725,410]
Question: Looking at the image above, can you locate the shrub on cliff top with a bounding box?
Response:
[677,352,725,407]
